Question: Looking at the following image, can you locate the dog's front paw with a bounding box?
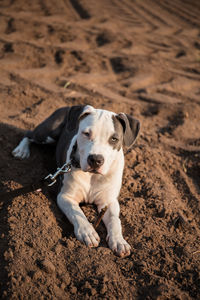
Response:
[75,223,100,248]
[107,235,131,257]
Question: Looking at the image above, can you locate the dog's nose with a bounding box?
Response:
[87,154,104,169]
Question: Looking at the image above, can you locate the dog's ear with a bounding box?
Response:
[79,105,95,121]
[116,113,140,147]
[66,105,95,130]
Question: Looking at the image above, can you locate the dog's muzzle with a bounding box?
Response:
[87,154,104,171]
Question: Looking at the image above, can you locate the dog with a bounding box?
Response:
[12,105,140,257]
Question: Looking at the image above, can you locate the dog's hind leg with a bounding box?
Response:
[12,136,31,159]
[12,107,70,159]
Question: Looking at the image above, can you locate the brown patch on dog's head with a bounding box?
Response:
[111,115,124,151]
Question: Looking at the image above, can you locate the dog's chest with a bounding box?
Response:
[61,170,115,206]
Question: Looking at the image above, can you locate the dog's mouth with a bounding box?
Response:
[88,169,101,174]
[85,167,103,175]
[80,162,104,175]
[89,169,101,174]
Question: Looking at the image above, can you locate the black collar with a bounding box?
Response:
[70,142,81,169]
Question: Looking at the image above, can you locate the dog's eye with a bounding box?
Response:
[110,136,118,143]
[82,131,90,137]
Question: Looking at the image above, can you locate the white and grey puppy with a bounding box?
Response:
[12,105,140,257]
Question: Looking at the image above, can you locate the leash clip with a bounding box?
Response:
[45,162,72,186]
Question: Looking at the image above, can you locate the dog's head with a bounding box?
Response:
[75,105,140,175]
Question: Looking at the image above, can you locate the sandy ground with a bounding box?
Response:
[0,0,200,299]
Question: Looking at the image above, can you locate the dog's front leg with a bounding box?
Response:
[57,194,100,247]
[101,201,131,257]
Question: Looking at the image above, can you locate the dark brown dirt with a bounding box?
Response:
[0,0,200,299]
